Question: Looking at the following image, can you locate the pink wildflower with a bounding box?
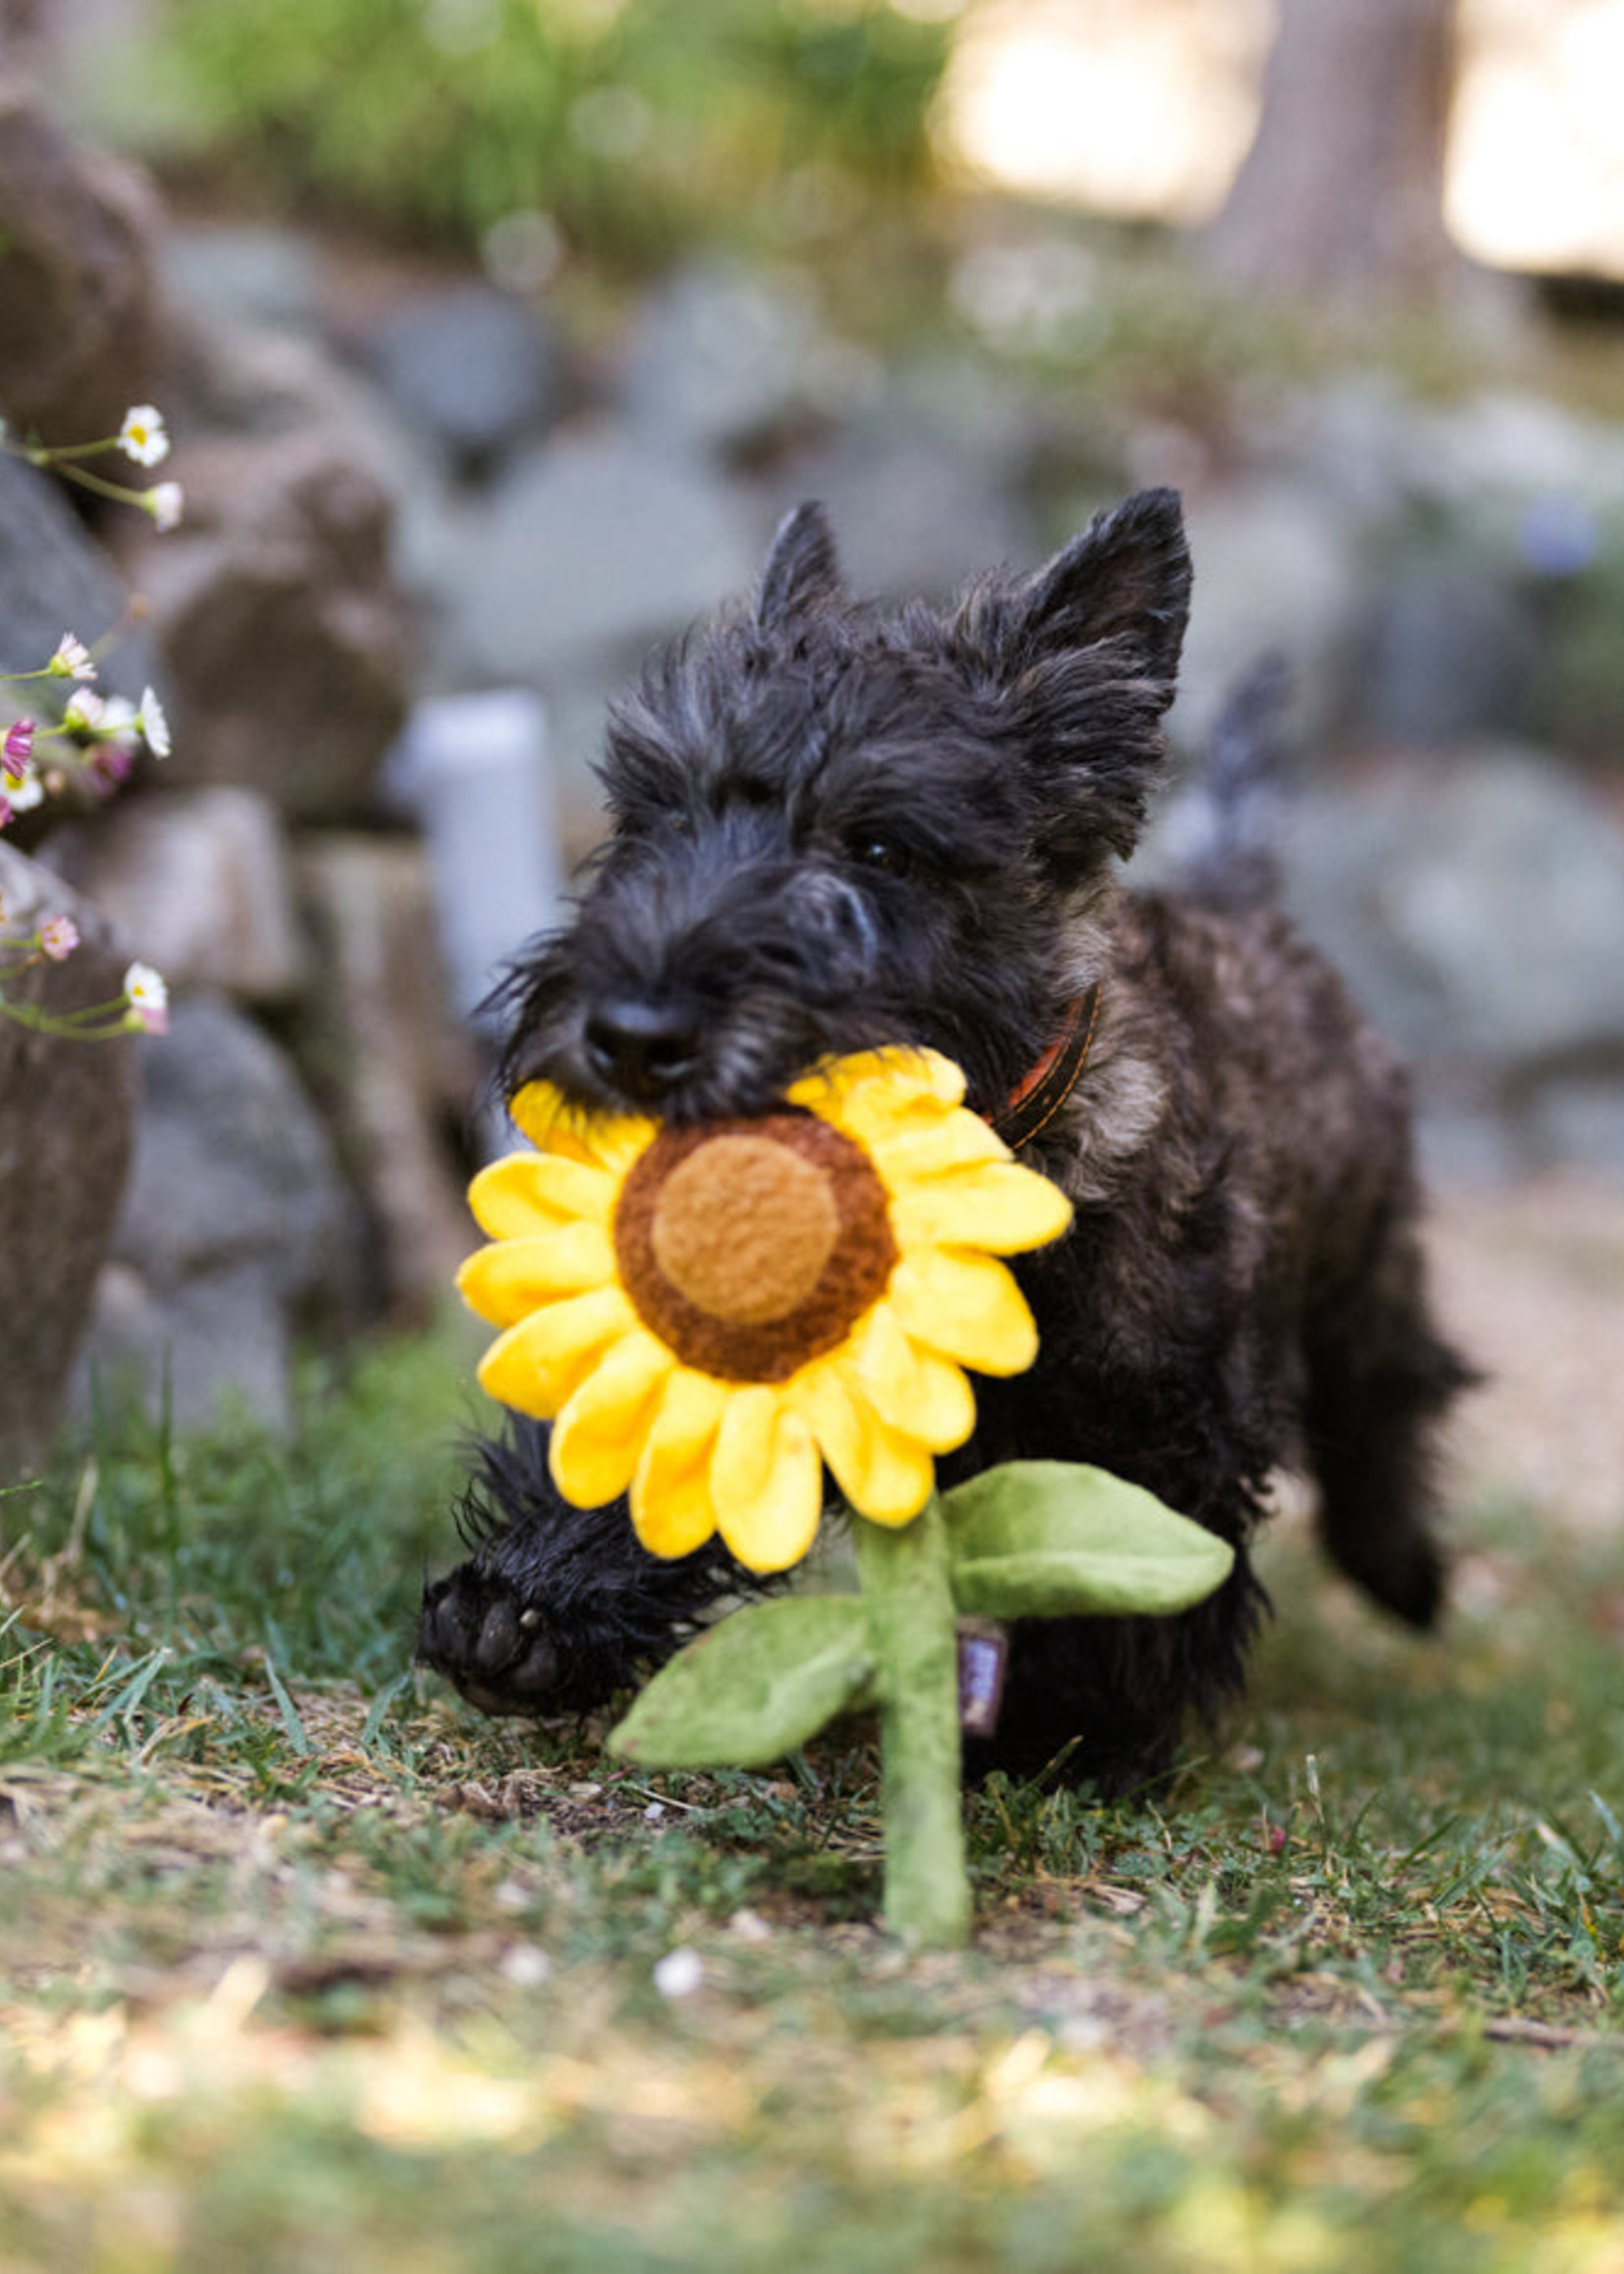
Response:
[91,739,136,785]
[2,718,32,779]
[39,915,79,962]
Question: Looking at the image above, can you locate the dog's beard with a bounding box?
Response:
[498,969,928,1124]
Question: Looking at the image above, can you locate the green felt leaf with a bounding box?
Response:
[942,1460,1235,1619]
[608,1595,877,1769]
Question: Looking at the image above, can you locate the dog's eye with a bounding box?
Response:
[851,836,912,879]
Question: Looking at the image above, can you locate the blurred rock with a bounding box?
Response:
[298,834,480,1312]
[51,787,306,1003]
[1525,1080,1624,1179]
[0,844,135,1475]
[438,428,759,690]
[363,282,560,476]
[1355,559,1541,746]
[125,321,415,821]
[162,222,327,337]
[80,994,362,1434]
[776,397,1032,602]
[619,261,868,459]
[83,1257,308,1438]
[0,453,165,724]
[1174,480,1367,747]
[0,78,167,446]
[1282,744,1624,1076]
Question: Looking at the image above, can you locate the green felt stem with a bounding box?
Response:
[853,1490,971,1953]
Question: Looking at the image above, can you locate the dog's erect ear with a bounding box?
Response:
[1018,488,1191,694]
[982,490,1192,865]
[756,501,841,629]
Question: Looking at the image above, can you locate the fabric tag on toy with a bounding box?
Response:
[957,1620,1009,1737]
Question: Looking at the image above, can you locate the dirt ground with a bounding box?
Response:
[1427,1173,1624,1541]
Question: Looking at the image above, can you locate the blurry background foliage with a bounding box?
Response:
[132,0,956,267]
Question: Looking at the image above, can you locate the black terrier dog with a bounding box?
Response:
[419,490,1470,1792]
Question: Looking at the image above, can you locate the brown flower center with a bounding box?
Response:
[614,1112,898,1383]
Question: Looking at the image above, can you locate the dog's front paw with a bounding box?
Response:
[417,1560,565,1718]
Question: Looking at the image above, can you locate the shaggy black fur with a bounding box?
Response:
[417,490,1472,1793]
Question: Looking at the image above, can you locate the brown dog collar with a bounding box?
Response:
[990,983,1103,1151]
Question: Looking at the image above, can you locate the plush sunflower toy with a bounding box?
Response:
[460,1048,1232,1950]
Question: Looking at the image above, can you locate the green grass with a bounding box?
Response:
[3,1333,1623,2272]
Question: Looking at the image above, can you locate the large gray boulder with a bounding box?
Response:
[80,994,362,1434]
[436,428,761,689]
[123,321,415,822]
[1174,479,1368,748]
[48,786,307,1004]
[0,453,166,734]
[362,282,561,476]
[0,77,167,447]
[617,261,867,459]
[1280,745,1624,1175]
[1283,746,1624,1074]
[771,413,1032,604]
[1354,558,1543,747]
[0,844,135,1479]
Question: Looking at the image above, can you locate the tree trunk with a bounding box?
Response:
[1203,0,1461,305]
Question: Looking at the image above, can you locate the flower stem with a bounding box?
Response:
[852,1489,971,1952]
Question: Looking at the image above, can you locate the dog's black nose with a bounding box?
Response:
[584,999,702,1102]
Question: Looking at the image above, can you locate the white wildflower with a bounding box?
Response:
[63,689,107,733]
[118,405,170,468]
[48,633,95,682]
[123,962,169,1035]
[145,481,184,533]
[138,686,171,759]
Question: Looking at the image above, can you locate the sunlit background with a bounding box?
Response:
[937,0,1624,279]
[31,0,1624,285]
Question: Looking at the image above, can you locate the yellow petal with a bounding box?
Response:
[887,1248,1039,1376]
[844,1298,913,1416]
[709,1385,776,1513]
[791,1361,937,1527]
[630,1455,718,1560]
[892,1160,1073,1255]
[550,1328,674,1506]
[506,1080,571,1151]
[468,1149,617,1239]
[787,1046,964,1133]
[630,1370,728,1559]
[476,1286,637,1419]
[572,1115,655,1176]
[508,1082,656,1175]
[847,1302,976,1451]
[710,1388,824,1572]
[456,1223,615,1327]
[866,1110,1012,1186]
[785,1363,866,1506]
[467,1154,569,1241]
